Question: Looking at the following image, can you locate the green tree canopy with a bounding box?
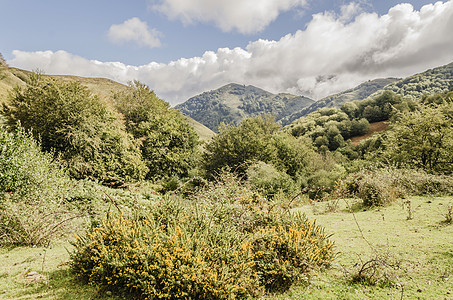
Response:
[2,73,147,183]
[382,101,453,173]
[114,81,199,179]
[203,115,320,182]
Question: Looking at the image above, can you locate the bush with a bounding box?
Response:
[251,214,334,292]
[0,125,65,196]
[71,172,335,298]
[338,167,453,207]
[247,161,298,199]
[0,125,76,246]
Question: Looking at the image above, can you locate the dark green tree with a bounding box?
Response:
[203,115,320,182]
[382,102,453,173]
[203,116,280,176]
[114,81,199,179]
[2,73,147,183]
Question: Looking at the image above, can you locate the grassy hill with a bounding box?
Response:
[175,83,314,131]
[0,66,215,141]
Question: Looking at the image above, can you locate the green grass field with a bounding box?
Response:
[1,196,452,299]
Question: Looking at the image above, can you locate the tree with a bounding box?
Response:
[203,116,281,176]
[114,81,199,179]
[382,102,453,173]
[203,115,320,184]
[2,73,147,183]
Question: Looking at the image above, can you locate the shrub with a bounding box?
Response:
[0,125,64,196]
[338,167,453,207]
[71,205,261,299]
[71,173,335,298]
[251,214,334,292]
[0,125,76,246]
[247,161,298,199]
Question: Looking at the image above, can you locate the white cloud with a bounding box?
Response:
[150,0,308,34]
[108,17,162,48]
[9,1,453,106]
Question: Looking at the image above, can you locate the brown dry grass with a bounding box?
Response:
[351,121,389,145]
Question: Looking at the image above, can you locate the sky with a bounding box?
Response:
[1,0,452,105]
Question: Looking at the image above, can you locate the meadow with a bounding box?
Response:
[0,195,451,299]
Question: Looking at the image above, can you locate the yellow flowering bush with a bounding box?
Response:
[71,173,334,298]
[71,207,261,299]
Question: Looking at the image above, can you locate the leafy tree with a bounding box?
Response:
[2,73,147,183]
[350,118,370,137]
[203,116,280,176]
[114,81,199,179]
[203,115,323,190]
[382,102,453,173]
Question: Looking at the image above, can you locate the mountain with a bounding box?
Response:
[0,66,215,141]
[175,83,314,131]
[278,78,400,126]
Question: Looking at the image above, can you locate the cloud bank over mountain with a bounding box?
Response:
[9,1,453,105]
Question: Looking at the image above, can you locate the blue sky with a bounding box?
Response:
[1,0,452,105]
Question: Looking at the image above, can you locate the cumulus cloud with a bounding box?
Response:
[150,0,308,34]
[108,17,162,48]
[9,1,453,106]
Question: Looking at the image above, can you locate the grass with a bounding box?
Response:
[1,196,452,299]
[266,196,453,299]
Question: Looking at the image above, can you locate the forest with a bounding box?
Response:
[0,63,452,298]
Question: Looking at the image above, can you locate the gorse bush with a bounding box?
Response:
[71,173,335,299]
[71,209,260,299]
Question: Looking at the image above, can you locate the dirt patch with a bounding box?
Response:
[350,121,389,145]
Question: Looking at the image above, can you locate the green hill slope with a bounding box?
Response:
[175,83,314,131]
[369,61,453,100]
[279,78,400,126]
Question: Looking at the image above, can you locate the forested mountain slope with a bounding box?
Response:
[175,83,314,131]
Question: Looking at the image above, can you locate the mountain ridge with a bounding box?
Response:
[176,83,314,131]
[177,61,453,129]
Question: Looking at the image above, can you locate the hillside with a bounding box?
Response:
[175,83,314,131]
[0,66,215,141]
[368,61,453,100]
[281,62,453,125]
[279,78,400,125]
